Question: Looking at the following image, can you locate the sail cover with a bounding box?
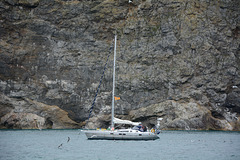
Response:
[113,117,141,126]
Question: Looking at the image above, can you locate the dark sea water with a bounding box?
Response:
[0,129,239,160]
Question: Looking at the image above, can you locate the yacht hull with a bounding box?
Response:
[84,130,159,140]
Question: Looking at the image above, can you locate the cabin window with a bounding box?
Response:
[110,133,113,135]
[139,134,142,136]
[123,133,126,135]
[119,133,122,135]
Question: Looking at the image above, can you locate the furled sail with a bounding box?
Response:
[113,117,141,126]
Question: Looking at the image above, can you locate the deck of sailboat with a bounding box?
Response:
[84,129,159,140]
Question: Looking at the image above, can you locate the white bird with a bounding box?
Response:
[232,86,238,89]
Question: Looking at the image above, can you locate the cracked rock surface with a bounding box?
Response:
[0,0,239,130]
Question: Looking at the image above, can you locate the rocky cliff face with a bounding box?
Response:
[0,0,239,130]
[0,93,80,129]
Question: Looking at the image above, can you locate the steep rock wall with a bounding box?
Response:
[0,0,239,130]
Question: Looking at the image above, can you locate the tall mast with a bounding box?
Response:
[111,35,117,129]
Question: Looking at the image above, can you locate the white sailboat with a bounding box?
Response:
[84,35,161,140]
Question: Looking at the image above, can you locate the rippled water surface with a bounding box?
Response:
[0,130,239,160]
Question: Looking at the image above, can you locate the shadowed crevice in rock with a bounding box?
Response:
[45,117,53,129]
